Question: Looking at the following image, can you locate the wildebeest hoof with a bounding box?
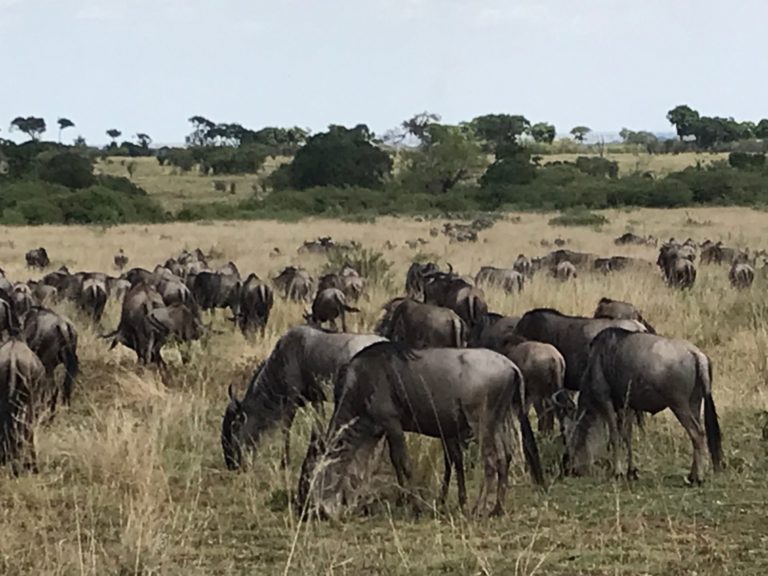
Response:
[685,474,703,487]
[489,504,504,517]
[627,468,639,481]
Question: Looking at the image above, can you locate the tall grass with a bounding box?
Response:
[0,207,767,574]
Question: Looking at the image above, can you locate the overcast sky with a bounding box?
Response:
[0,0,765,144]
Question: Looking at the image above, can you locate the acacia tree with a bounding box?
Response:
[530,122,556,144]
[666,105,700,141]
[106,129,122,146]
[470,114,530,152]
[10,116,46,141]
[57,118,75,143]
[570,126,591,142]
[136,133,152,148]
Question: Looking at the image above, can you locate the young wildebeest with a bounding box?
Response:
[497,335,566,434]
[299,343,544,518]
[592,297,656,334]
[514,308,647,391]
[560,328,722,484]
[0,339,45,473]
[221,326,385,470]
[22,307,79,413]
[728,262,754,289]
[376,298,466,348]
[305,288,359,332]
[236,274,274,336]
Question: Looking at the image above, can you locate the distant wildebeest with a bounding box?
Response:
[475,266,525,293]
[593,297,656,333]
[272,266,314,302]
[107,283,166,364]
[318,269,366,303]
[405,261,439,300]
[114,248,129,271]
[0,339,45,473]
[553,261,577,281]
[513,254,533,278]
[514,308,647,391]
[542,249,596,271]
[729,262,754,289]
[298,343,544,517]
[700,241,739,265]
[236,274,273,336]
[657,243,696,289]
[25,247,50,269]
[305,288,359,332]
[376,298,467,348]
[22,307,79,413]
[558,328,722,484]
[78,277,108,322]
[614,232,656,246]
[298,236,336,254]
[221,326,385,470]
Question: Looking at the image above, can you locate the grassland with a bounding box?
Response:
[1,207,768,575]
[538,152,729,177]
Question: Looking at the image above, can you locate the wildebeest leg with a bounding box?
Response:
[621,410,638,480]
[671,406,706,485]
[453,443,467,510]
[600,401,622,478]
[439,445,452,506]
[280,404,297,469]
[534,398,554,434]
[341,312,347,333]
[384,422,411,493]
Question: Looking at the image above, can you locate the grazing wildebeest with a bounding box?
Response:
[553,261,577,281]
[236,273,274,336]
[669,258,696,289]
[560,328,722,484]
[614,232,655,246]
[25,247,50,269]
[0,339,45,473]
[107,277,131,301]
[729,262,754,289]
[78,277,108,322]
[32,283,57,306]
[468,312,520,349]
[318,271,366,303]
[123,267,155,287]
[221,326,385,470]
[496,335,566,434]
[192,271,240,313]
[298,343,544,517]
[273,266,314,302]
[114,248,129,271]
[107,283,166,364]
[514,308,647,391]
[21,307,79,413]
[424,273,488,330]
[305,288,359,332]
[543,249,596,271]
[375,298,466,348]
[10,284,34,321]
[475,267,525,293]
[593,297,656,334]
[145,304,204,362]
[405,261,439,300]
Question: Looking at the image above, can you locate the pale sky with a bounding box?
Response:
[0,0,765,144]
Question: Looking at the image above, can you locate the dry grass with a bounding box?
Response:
[1,207,768,574]
[539,152,728,177]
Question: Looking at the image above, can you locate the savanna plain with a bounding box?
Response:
[2,207,768,576]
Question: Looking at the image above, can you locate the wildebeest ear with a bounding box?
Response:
[550,390,574,410]
[227,384,242,411]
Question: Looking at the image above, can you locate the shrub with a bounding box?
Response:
[323,246,394,288]
[548,208,608,227]
[37,151,95,189]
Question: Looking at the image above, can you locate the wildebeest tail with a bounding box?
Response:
[451,316,463,348]
[506,366,544,486]
[695,351,722,471]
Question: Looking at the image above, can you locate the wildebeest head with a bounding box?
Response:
[221,384,246,470]
[550,389,579,473]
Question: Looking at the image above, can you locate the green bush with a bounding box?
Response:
[37,151,95,189]
[548,208,609,227]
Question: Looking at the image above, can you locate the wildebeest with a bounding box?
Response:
[475,266,525,293]
[318,270,366,303]
[298,343,544,517]
[497,336,566,434]
[424,273,488,330]
[221,326,386,470]
[560,328,722,484]
[542,249,596,271]
[192,270,240,313]
[10,284,34,321]
[405,261,439,300]
[25,247,50,269]
[21,307,79,413]
[700,241,739,265]
[114,248,129,271]
[107,283,166,364]
[305,288,359,332]
[0,339,45,473]
[468,313,520,349]
[593,297,656,334]
[553,261,577,281]
[729,262,754,289]
[236,274,274,336]
[272,266,314,302]
[78,277,108,322]
[614,232,656,246]
[513,254,533,278]
[514,308,647,391]
[0,295,17,341]
[376,298,466,348]
[145,304,204,362]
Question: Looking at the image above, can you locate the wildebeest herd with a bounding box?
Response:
[0,232,757,517]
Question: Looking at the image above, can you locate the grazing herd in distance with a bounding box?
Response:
[0,228,758,516]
